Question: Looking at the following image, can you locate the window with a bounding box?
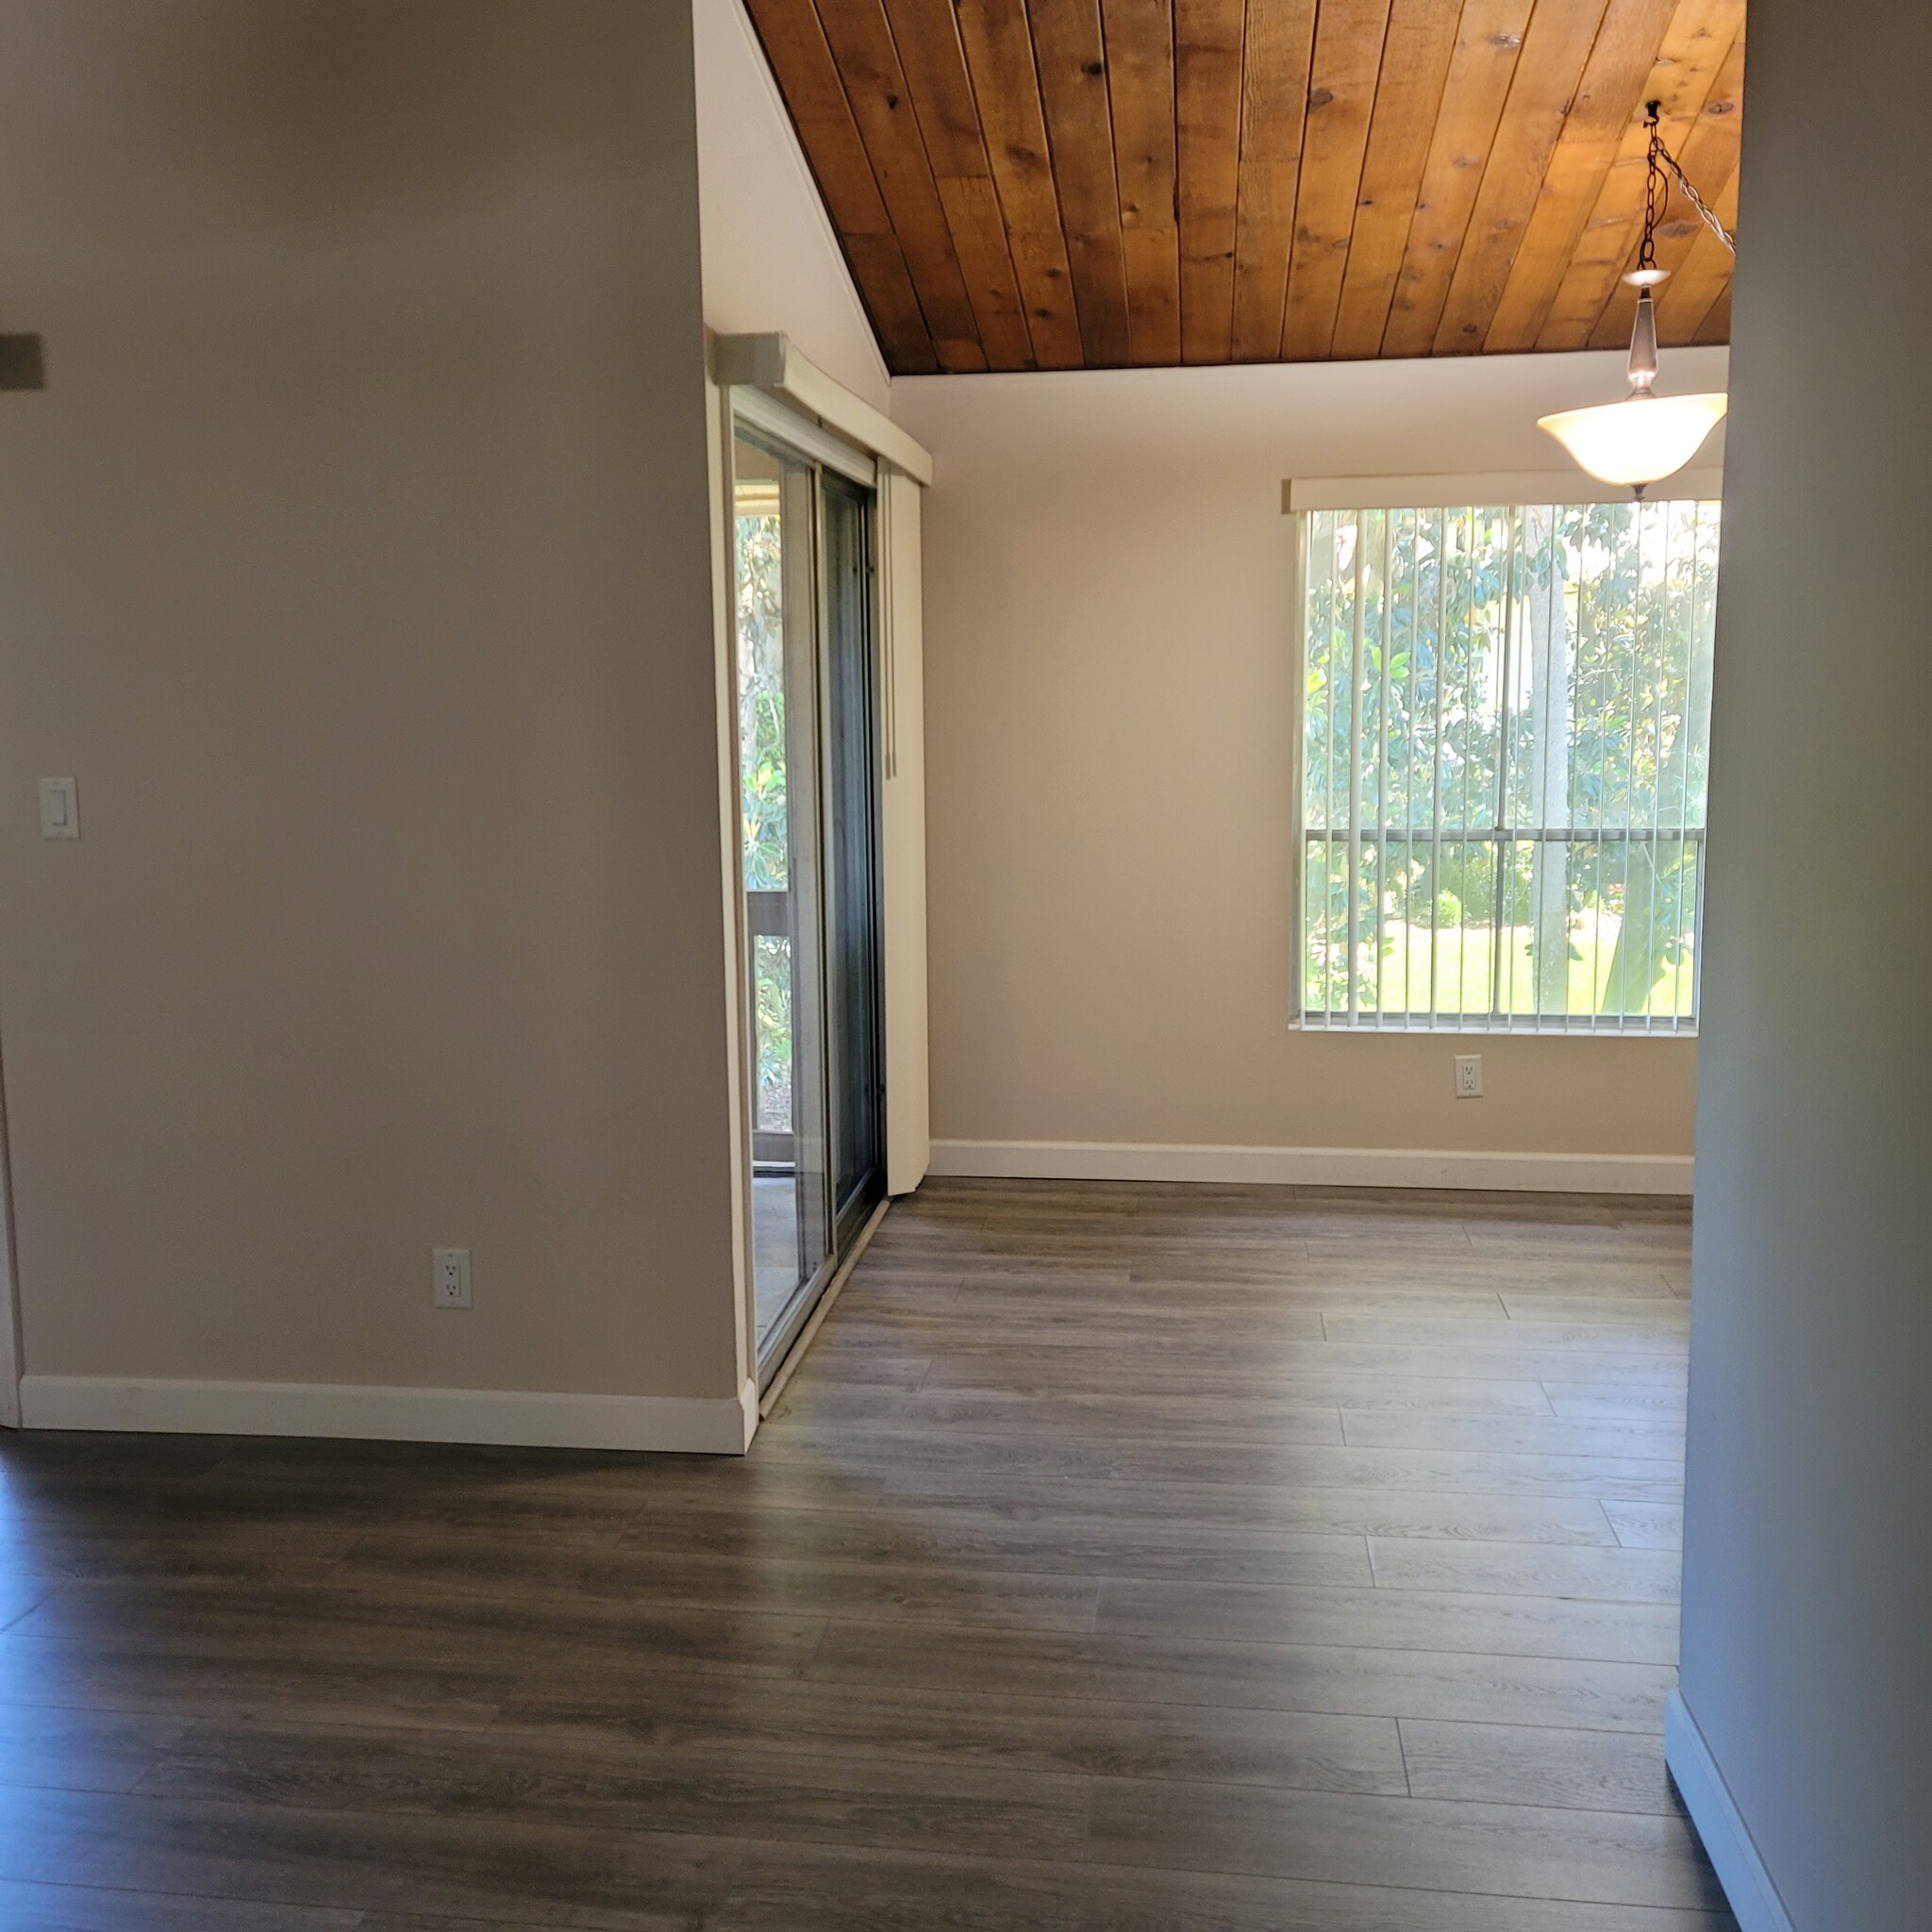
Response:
[1298,498,1719,1031]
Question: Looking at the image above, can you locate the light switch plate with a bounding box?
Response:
[38,777,78,839]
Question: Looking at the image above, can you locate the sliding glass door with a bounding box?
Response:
[731,418,883,1378]
[819,471,885,1254]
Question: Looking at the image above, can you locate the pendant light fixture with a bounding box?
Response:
[1539,104,1734,496]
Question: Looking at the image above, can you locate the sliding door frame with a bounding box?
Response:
[724,390,885,1389]
[817,464,887,1259]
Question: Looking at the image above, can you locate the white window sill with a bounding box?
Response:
[1291,1017,1698,1039]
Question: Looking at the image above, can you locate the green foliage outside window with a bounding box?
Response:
[738,511,789,893]
[738,509,791,1120]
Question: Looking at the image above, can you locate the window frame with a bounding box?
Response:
[1287,473,1723,1039]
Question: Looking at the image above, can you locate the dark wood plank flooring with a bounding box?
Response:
[0,1178,1733,1928]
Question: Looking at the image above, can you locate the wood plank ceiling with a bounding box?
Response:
[741,0,1744,374]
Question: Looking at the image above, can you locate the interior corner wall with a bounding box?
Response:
[0,1,746,1423]
[1675,2,1932,1924]
[691,0,892,417]
[891,350,1729,1179]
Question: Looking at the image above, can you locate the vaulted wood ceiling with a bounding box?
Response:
[741,0,1743,374]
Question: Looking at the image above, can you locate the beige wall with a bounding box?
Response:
[0,2,743,1407]
[892,351,1728,1170]
[1677,0,1932,1922]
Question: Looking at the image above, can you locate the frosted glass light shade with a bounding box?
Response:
[1538,391,1728,490]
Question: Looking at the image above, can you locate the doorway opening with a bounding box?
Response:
[731,414,885,1383]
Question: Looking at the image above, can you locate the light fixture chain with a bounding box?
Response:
[1641,113,1665,268]
[1641,101,1738,261]
[1656,144,1737,257]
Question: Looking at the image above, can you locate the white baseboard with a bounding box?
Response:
[927,1139,1692,1195]
[1664,1690,1795,1932]
[17,1374,759,1455]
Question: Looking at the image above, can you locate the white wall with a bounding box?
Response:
[1674,1,1932,1924]
[691,0,891,415]
[892,349,1728,1182]
[0,0,749,1443]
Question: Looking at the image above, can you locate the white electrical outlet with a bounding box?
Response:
[432,1247,472,1308]
[1454,1055,1484,1099]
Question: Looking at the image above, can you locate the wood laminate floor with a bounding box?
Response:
[0,1179,1733,1929]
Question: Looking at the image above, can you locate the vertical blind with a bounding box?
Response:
[1298,499,1720,1031]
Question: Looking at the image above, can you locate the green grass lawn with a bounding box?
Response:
[1315,910,1696,1021]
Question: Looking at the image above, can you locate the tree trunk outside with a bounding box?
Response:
[1524,514,1571,1016]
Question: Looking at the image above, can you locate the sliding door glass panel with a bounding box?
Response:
[734,434,829,1350]
[734,417,885,1380]
[820,473,885,1246]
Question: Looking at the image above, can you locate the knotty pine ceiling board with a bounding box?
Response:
[741,0,1743,372]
